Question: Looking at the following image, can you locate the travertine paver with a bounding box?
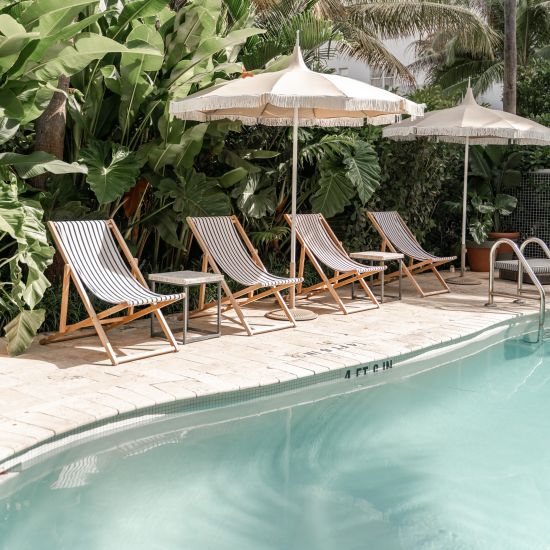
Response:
[0,271,547,462]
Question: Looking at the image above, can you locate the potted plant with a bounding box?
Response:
[466,146,522,271]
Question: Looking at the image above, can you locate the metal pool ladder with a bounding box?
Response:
[486,238,549,343]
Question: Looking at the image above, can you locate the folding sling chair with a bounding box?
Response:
[40,219,183,365]
[367,211,456,297]
[187,215,302,335]
[285,213,385,314]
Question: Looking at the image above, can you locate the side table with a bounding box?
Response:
[149,271,224,345]
[349,251,405,303]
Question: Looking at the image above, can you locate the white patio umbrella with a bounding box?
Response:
[170,37,424,319]
[383,87,550,284]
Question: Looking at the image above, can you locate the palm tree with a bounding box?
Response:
[503,0,517,112]
[412,0,550,97]
[228,0,496,86]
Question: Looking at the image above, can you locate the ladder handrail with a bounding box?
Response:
[487,238,546,342]
[518,237,550,295]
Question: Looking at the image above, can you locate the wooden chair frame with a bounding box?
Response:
[367,211,453,298]
[186,215,297,335]
[284,213,381,315]
[40,219,180,365]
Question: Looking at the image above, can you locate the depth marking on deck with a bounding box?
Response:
[290,342,363,358]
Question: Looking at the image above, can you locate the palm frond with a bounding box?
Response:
[349,0,497,58]
[337,25,416,84]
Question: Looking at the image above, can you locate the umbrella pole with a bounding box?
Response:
[448,135,481,285]
[266,107,317,321]
[460,137,469,277]
[290,107,298,309]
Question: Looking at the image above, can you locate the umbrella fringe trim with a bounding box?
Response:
[170,112,401,127]
[169,95,425,117]
[383,126,550,143]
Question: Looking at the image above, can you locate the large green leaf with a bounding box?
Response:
[344,141,381,204]
[494,193,518,216]
[119,24,164,137]
[0,180,53,312]
[219,167,248,188]
[232,174,277,219]
[0,152,87,178]
[311,161,355,218]
[110,0,170,39]
[4,309,46,356]
[165,0,221,71]
[167,28,264,89]
[0,90,24,119]
[143,123,209,173]
[20,0,100,33]
[0,118,19,145]
[31,33,162,82]
[80,141,141,204]
[154,170,230,219]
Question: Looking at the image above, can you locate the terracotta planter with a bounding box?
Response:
[467,241,493,272]
[488,231,520,257]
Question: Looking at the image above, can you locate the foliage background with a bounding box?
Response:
[0,0,548,352]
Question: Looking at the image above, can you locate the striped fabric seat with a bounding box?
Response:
[295,214,384,274]
[55,220,184,306]
[495,259,550,273]
[191,216,302,286]
[368,211,456,262]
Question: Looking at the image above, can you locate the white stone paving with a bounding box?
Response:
[0,271,546,462]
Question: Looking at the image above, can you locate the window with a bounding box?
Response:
[370,69,395,90]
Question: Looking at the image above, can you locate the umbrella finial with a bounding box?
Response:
[296,29,300,47]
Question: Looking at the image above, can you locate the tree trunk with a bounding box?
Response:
[503,0,517,114]
[31,75,70,190]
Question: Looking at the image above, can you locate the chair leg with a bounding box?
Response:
[401,262,427,297]
[305,251,348,314]
[273,288,296,326]
[59,265,70,332]
[221,279,254,335]
[430,265,451,292]
[151,308,178,351]
[357,276,380,307]
[297,246,305,294]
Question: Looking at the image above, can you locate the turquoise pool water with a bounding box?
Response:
[1,336,550,549]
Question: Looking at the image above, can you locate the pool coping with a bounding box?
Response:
[0,311,539,475]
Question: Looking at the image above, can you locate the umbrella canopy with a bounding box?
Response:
[170,41,424,319]
[383,88,550,281]
[383,88,550,144]
[170,44,424,127]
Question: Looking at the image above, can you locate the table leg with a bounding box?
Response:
[150,281,156,337]
[398,259,402,300]
[380,260,385,303]
[217,282,222,336]
[182,284,189,345]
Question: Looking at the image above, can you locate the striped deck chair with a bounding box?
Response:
[284,213,385,314]
[187,215,302,335]
[40,220,183,365]
[367,211,456,297]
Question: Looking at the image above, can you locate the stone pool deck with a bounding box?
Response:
[0,271,547,463]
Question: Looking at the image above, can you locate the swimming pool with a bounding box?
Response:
[1,333,549,549]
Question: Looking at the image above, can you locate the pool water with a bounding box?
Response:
[2,337,550,549]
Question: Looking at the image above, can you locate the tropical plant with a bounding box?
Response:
[445,145,521,244]
[412,0,550,96]
[517,57,550,126]
[0,152,87,355]
[0,0,163,148]
[242,0,495,84]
